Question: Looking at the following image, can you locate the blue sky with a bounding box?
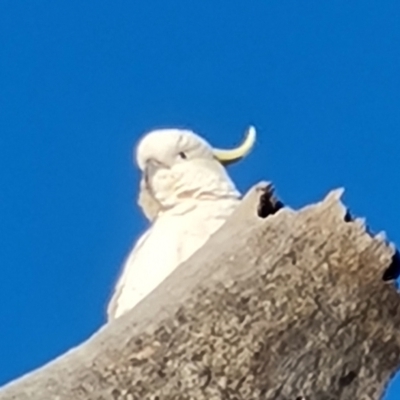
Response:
[0,1,399,397]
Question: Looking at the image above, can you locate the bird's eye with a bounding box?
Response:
[178,152,187,159]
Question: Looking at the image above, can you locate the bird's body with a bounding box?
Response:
[107,196,239,319]
[107,126,256,320]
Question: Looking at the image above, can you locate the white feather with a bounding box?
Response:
[107,128,250,320]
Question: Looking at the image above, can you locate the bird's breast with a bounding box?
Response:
[109,197,239,319]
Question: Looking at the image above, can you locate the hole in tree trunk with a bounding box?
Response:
[382,249,400,282]
[339,370,357,387]
[257,186,284,219]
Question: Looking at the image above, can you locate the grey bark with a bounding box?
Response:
[1,182,399,400]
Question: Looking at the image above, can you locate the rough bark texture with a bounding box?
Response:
[1,182,399,400]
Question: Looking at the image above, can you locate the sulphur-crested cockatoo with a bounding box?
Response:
[107,126,256,320]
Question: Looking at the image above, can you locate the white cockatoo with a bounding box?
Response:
[107,126,256,320]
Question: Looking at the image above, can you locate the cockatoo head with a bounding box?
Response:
[135,126,256,218]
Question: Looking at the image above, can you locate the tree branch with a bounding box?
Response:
[1,182,399,400]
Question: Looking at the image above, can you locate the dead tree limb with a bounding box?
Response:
[0,182,399,400]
